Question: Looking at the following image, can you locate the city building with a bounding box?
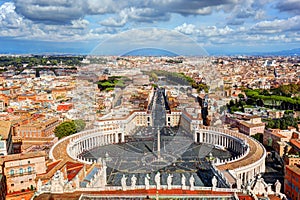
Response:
[284,154,300,166]
[57,102,73,112]
[285,165,300,200]
[0,174,6,200]
[225,113,265,136]
[290,139,300,152]
[0,121,13,156]
[15,116,59,138]
[0,151,47,194]
[264,128,296,156]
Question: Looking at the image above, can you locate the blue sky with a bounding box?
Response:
[0,0,299,55]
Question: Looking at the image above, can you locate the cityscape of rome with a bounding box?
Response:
[0,0,300,200]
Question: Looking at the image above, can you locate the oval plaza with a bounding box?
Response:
[48,87,266,197]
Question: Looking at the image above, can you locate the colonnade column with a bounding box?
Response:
[121,132,125,143]
[115,133,119,144]
[199,131,203,142]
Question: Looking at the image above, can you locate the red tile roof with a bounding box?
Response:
[46,160,62,173]
[291,139,300,150]
[66,161,84,181]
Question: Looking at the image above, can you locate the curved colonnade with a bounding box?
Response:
[49,125,266,189]
[196,126,266,188]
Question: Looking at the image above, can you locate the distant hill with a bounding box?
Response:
[209,48,300,56]
[228,48,300,56]
[121,48,179,57]
[259,48,300,56]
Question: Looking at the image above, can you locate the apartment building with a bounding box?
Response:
[0,151,46,194]
[15,116,59,138]
[0,121,13,156]
[285,165,300,200]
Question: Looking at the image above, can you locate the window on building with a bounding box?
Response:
[28,161,30,164]
[20,181,23,184]
[28,166,32,173]
[9,169,14,176]
[19,168,23,174]
[11,183,14,187]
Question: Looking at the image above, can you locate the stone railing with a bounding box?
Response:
[211,164,231,187]
[232,136,266,175]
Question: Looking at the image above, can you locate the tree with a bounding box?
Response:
[74,119,86,132]
[252,133,263,143]
[54,121,76,139]
[238,93,245,100]
[150,72,158,82]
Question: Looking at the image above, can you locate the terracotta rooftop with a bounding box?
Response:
[34,189,248,200]
[239,120,265,128]
[0,120,11,140]
[0,151,46,164]
[66,161,84,181]
[290,139,300,150]
[46,160,62,173]
[271,132,287,139]
[286,165,300,175]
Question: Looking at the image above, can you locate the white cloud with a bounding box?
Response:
[11,0,244,26]
[0,0,298,53]
[0,2,101,41]
[251,15,300,34]
[175,23,234,37]
[175,23,196,35]
[100,16,127,27]
[0,2,23,29]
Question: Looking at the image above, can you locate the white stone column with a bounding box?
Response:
[199,131,203,142]
[121,133,125,143]
[115,133,119,144]
[261,159,266,172]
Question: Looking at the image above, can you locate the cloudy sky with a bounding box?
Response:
[0,0,299,55]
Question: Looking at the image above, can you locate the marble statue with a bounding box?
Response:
[145,174,150,190]
[121,174,127,191]
[189,175,195,191]
[37,179,42,192]
[167,174,173,189]
[181,174,186,190]
[155,172,161,189]
[275,180,281,194]
[212,176,217,189]
[131,175,137,189]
